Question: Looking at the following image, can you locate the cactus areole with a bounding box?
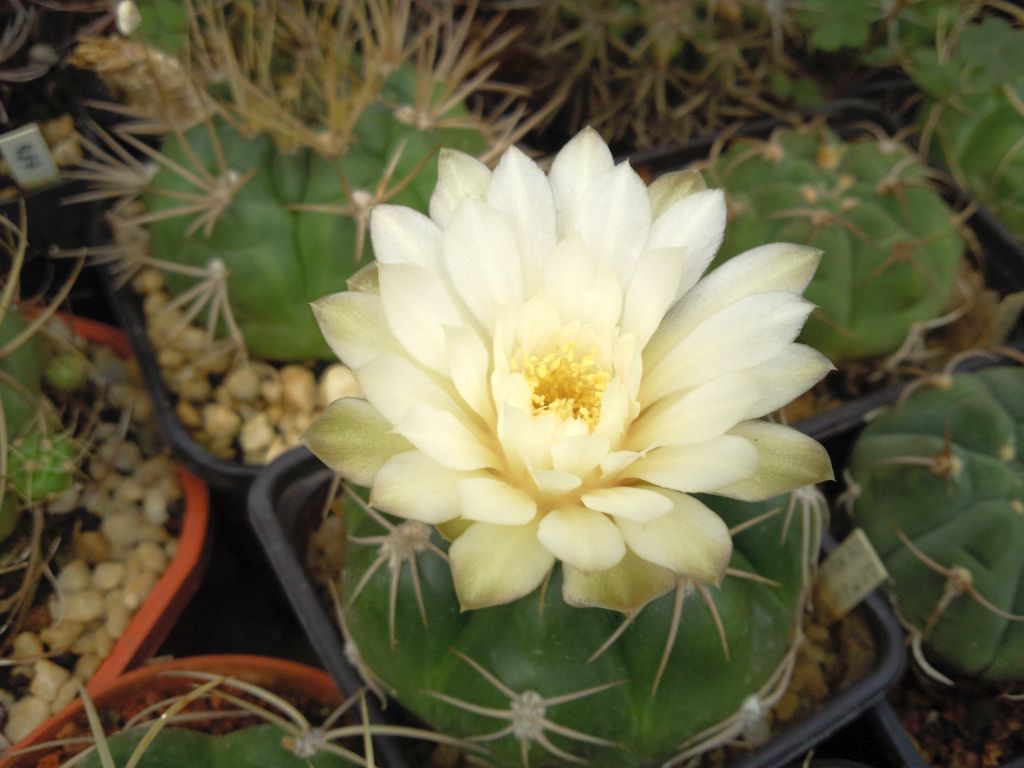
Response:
[144,68,487,362]
[849,366,1024,681]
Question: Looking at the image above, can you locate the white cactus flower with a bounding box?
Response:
[305,127,833,613]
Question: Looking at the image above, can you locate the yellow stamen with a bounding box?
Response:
[513,342,610,428]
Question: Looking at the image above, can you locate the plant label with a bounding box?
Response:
[817,528,889,620]
[0,123,60,189]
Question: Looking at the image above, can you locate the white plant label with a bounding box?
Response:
[0,123,60,189]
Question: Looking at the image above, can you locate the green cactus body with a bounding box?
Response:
[920,77,1024,237]
[76,724,356,767]
[341,492,815,767]
[0,311,46,437]
[849,366,1024,680]
[145,66,486,362]
[705,124,962,363]
[7,432,77,501]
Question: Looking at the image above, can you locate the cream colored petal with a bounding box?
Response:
[593,378,634,444]
[444,324,494,421]
[395,403,500,472]
[646,242,822,369]
[624,435,759,493]
[537,506,626,572]
[616,490,732,584]
[743,344,834,419]
[355,353,460,426]
[581,270,624,333]
[542,234,594,322]
[457,477,537,526]
[450,519,554,610]
[578,161,652,282]
[640,292,814,407]
[370,451,470,524]
[622,246,686,348]
[551,433,609,477]
[442,199,524,332]
[600,450,641,477]
[646,189,726,301]
[715,421,834,501]
[581,485,673,523]
[429,149,491,228]
[647,169,707,218]
[487,145,555,291]
[302,398,410,486]
[312,292,398,370]
[497,404,567,478]
[369,204,441,268]
[528,466,582,496]
[378,263,464,374]
[549,126,615,238]
[628,372,759,451]
[562,551,676,612]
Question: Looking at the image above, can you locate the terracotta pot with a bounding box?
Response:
[3,655,342,768]
[4,316,210,760]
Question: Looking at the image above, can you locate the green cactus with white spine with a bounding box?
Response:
[702,122,964,364]
[336,488,823,767]
[913,17,1024,238]
[846,365,1024,681]
[90,1,521,362]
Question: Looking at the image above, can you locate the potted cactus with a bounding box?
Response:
[840,355,1024,765]
[1,210,209,751]
[68,0,546,495]
[3,654,453,768]
[266,121,917,766]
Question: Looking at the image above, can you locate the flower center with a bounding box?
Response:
[516,342,609,428]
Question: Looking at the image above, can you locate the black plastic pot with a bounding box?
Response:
[249,445,905,768]
[99,267,261,502]
[628,100,1024,445]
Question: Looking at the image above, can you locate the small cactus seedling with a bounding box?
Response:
[336,486,825,767]
[79,0,536,362]
[699,121,964,365]
[845,364,1024,682]
[913,16,1024,238]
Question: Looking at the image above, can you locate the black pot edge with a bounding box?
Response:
[247,445,411,768]
[249,447,907,768]
[98,265,261,497]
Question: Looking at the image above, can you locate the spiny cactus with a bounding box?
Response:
[81,0,532,362]
[337,487,824,767]
[493,0,802,150]
[75,725,357,767]
[699,121,964,365]
[913,16,1024,238]
[845,364,1024,682]
[790,0,984,65]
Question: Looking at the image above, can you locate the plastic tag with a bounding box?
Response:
[817,528,888,620]
[0,123,60,189]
